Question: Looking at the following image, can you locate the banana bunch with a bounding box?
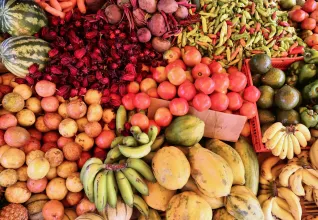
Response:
[310,139,318,169]
[262,122,311,159]
[80,157,157,217]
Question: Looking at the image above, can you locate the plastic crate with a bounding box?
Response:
[242,57,304,153]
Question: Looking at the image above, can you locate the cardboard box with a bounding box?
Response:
[147,98,247,142]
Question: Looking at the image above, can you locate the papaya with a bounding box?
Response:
[166,192,212,220]
[165,115,204,146]
[189,144,233,197]
[213,208,235,220]
[152,146,190,190]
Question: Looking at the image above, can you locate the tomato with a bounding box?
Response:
[192,93,211,112]
[303,0,317,13]
[178,81,196,101]
[210,92,229,111]
[243,86,261,102]
[208,61,223,74]
[152,66,167,83]
[157,81,176,100]
[227,66,239,74]
[289,9,308,22]
[228,71,247,92]
[154,107,173,127]
[240,121,251,137]
[184,46,197,52]
[170,47,181,57]
[194,77,215,95]
[133,93,151,110]
[301,17,316,30]
[146,120,161,134]
[313,44,318,50]
[127,81,139,93]
[239,102,257,119]
[77,152,91,168]
[163,48,180,63]
[147,87,159,98]
[310,10,318,22]
[131,113,149,130]
[201,57,212,65]
[95,130,116,149]
[211,73,229,94]
[182,48,202,67]
[185,70,194,83]
[93,147,107,160]
[305,33,318,46]
[191,63,211,79]
[167,66,187,86]
[165,60,187,73]
[227,92,243,111]
[122,93,136,110]
[314,26,318,33]
[140,78,157,93]
[169,98,189,116]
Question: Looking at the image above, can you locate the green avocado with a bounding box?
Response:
[276,109,300,126]
[274,85,300,110]
[249,54,272,75]
[261,68,286,89]
[257,85,275,109]
[258,109,276,125]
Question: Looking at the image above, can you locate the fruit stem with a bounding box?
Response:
[104,163,127,171]
[271,180,278,197]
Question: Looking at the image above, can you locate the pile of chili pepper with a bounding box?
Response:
[178,0,306,69]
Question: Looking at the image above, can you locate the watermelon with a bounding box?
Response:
[0,0,48,36]
[0,36,50,77]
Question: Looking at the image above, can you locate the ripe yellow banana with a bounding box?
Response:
[302,169,318,189]
[313,189,318,206]
[133,194,149,217]
[307,169,318,179]
[262,122,285,143]
[115,170,134,207]
[286,135,294,160]
[271,164,286,180]
[151,135,165,152]
[279,164,302,187]
[126,158,156,182]
[80,157,103,182]
[290,134,301,156]
[272,198,294,220]
[266,130,286,150]
[295,123,311,141]
[259,189,270,195]
[277,187,302,220]
[262,198,274,220]
[94,170,108,212]
[279,134,289,159]
[261,157,281,181]
[310,140,318,169]
[304,185,314,202]
[121,168,149,196]
[289,169,305,196]
[258,194,271,206]
[82,163,104,203]
[294,130,307,148]
[274,197,290,212]
[260,176,270,185]
[106,170,118,208]
[261,184,269,189]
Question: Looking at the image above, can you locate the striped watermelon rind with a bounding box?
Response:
[0,0,48,36]
[0,36,51,77]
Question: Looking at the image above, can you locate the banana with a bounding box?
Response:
[271,133,286,156]
[262,198,274,220]
[295,123,311,141]
[260,176,270,185]
[310,140,318,169]
[80,157,103,182]
[111,136,124,148]
[116,105,127,136]
[313,189,318,206]
[126,158,156,182]
[115,170,134,207]
[259,189,270,195]
[277,187,302,220]
[272,198,294,220]
[136,133,150,144]
[142,152,156,164]
[289,169,305,196]
[131,125,142,139]
[265,130,286,150]
[307,169,318,179]
[286,134,295,160]
[274,197,290,212]
[290,134,301,156]
[261,157,281,181]
[279,164,302,187]
[279,134,289,159]
[262,122,285,143]
[123,136,138,147]
[261,184,270,189]
[104,146,122,164]
[271,164,286,180]
[305,185,314,202]
[82,163,104,202]
[258,193,271,206]
[122,168,149,196]
[106,170,118,208]
[288,157,299,165]
[94,170,108,212]
[302,169,318,189]
[294,130,307,148]
[133,194,149,217]
[151,135,165,151]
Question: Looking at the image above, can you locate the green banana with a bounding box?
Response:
[131,125,142,139]
[136,132,150,144]
[94,170,108,212]
[111,136,124,148]
[106,170,118,208]
[119,126,158,158]
[133,194,149,217]
[104,146,122,164]
[122,168,149,196]
[116,105,127,136]
[126,158,156,182]
[151,135,165,151]
[80,157,103,182]
[123,136,138,147]
[82,163,104,202]
[115,170,134,207]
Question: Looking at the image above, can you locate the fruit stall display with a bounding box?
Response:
[1,0,318,219]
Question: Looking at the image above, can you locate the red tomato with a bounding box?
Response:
[146,120,161,134]
[154,107,173,127]
[95,130,116,149]
[227,92,243,111]
[210,92,229,111]
[310,10,318,22]
[93,147,107,160]
[305,33,318,46]
[227,66,239,74]
[122,93,135,110]
[133,93,151,110]
[163,48,180,63]
[228,71,247,92]
[303,0,317,13]
[131,113,149,130]
[194,77,215,95]
[184,46,197,52]
[314,26,318,33]
[140,78,157,93]
[301,17,316,30]
[191,63,211,79]
[169,98,189,116]
[211,73,229,94]
[167,67,187,86]
[147,87,159,98]
[243,86,261,102]
[157,81,176,100]
[127,81,139,93]
[208,61,223,74]
[152,66,167,83]
[165,59,187,73]
[192,93,211,112]
[201,57,212,65]
[77,152,91,168]
[182,48,202,67]
[178,81,196,101]
[289,9,308,22]
[170,47,181,58]
[239,102,257,119]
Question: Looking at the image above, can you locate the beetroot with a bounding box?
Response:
[151,37,171,52]
[138,0,157,13]
[105,5,123,24]
[174,6,188,20]
[133,8,148,27]
[117,0,132,8]
[157,0,178,13]
[147,13,167,37]
[137,28,152,43]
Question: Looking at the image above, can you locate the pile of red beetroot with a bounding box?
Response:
[27,9,166,108]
